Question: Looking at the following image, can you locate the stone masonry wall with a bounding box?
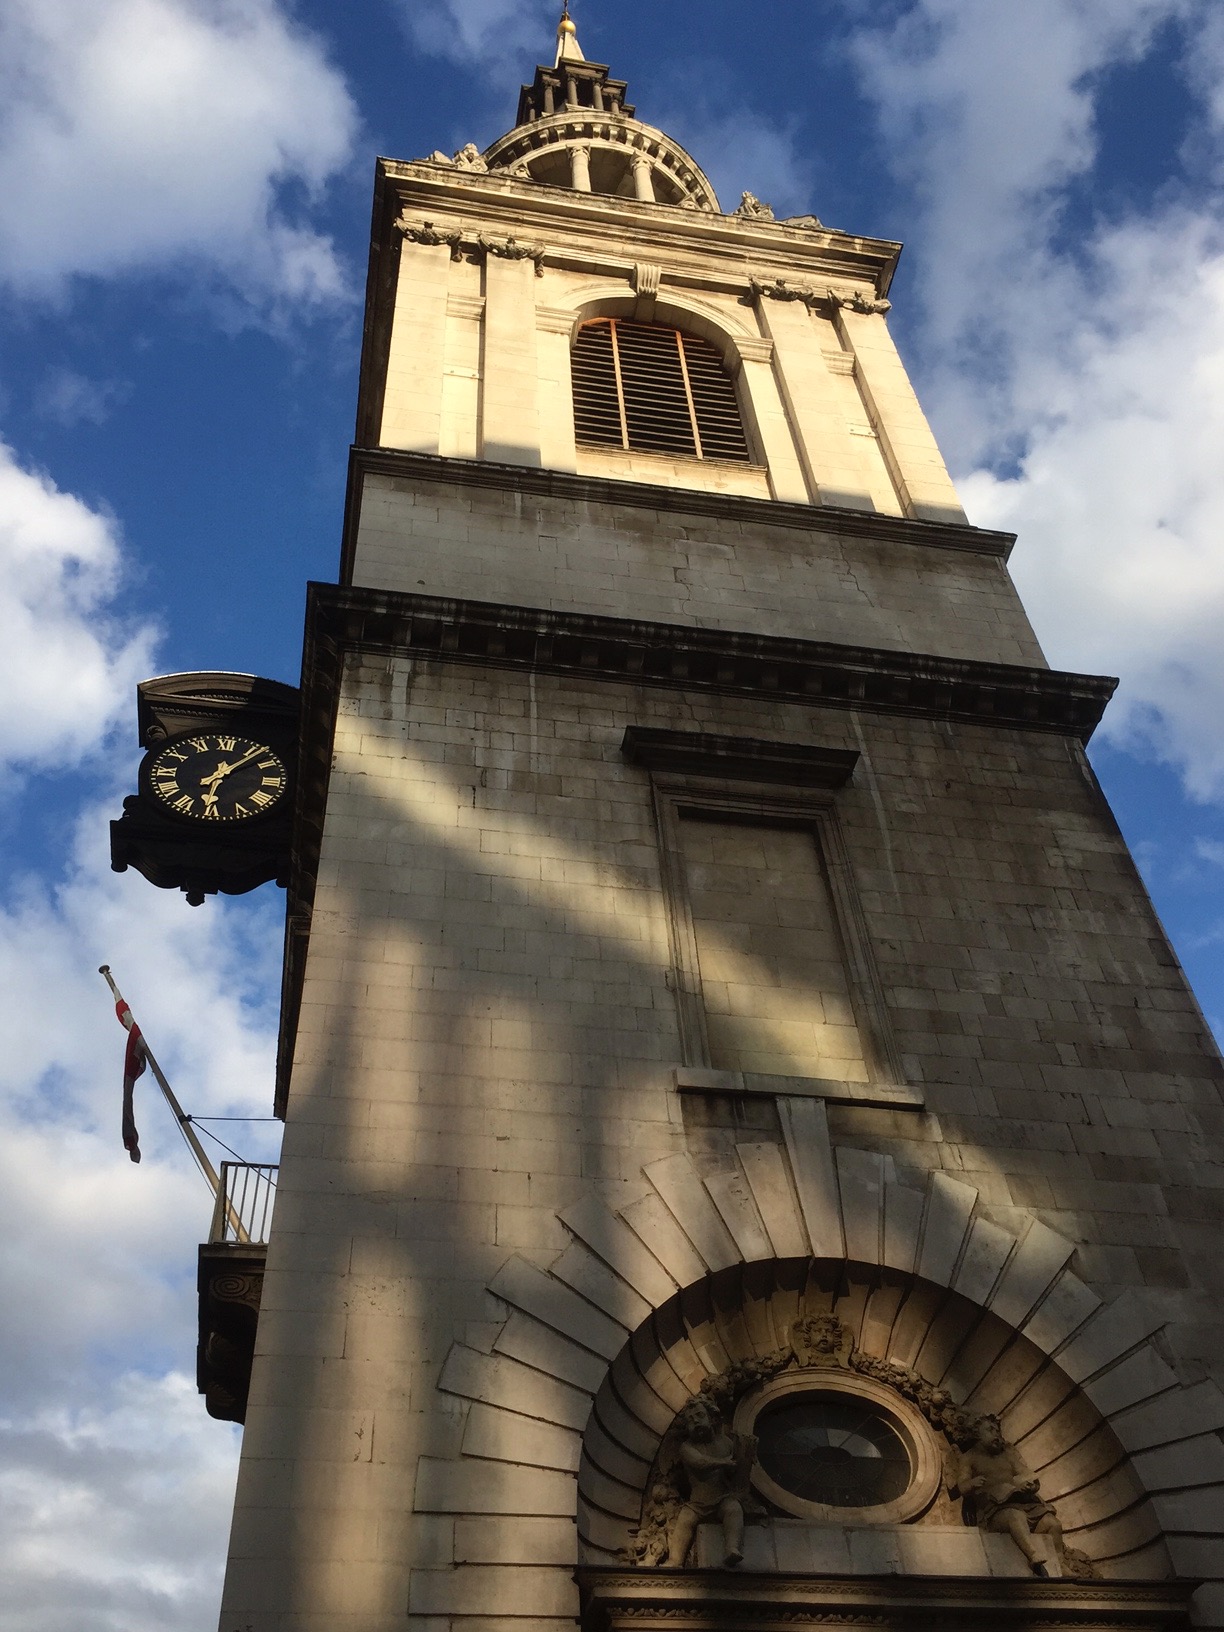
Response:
[350,474,1043,667]
[219,654,1224,1632]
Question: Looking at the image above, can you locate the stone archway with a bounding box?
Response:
[420,1131,1224,1622]
[575,1259,1166,1580]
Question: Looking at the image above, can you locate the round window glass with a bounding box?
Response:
[754,1393,912,1510]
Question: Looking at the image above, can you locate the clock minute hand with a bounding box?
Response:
[211,745,266,783]
[200,746,263,797]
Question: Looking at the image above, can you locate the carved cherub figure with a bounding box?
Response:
[736,191,775,221]
[949,1414,1065,1576]
[662,1397,756,1570]
[452,142,488,171]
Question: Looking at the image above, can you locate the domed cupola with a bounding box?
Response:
[481,6,720,211]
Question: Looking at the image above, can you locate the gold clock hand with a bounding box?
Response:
[206,747,266,789]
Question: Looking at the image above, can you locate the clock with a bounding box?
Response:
[145,732,290,824]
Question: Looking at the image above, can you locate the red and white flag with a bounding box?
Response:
[115,998,145,1164]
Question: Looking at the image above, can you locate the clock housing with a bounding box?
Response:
[110,673,300,904]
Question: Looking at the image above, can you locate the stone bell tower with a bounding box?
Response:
[217,12,1224,1631]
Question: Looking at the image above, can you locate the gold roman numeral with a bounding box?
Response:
[173,795,193,813]
[217,736,237,752]
[250,790,273,808]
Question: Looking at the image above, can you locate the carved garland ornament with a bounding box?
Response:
[396,218,547,276]
[749,276,892,316]
[624,1313,1097,1580]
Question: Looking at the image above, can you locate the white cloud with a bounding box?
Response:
[845,0,1224,797]
[0,425,282,1627]
[398,0,557,75]
[0,442,155,778]
[0,0,358,305]
[0,804,281,1630]
[34,370,132,428]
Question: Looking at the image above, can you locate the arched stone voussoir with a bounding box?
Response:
[427,1139,1224,1586]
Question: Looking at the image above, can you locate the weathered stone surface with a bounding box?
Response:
[217,138,1224,1629]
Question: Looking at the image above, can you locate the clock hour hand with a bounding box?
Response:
[203,745,265,791]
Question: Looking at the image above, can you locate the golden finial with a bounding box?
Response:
[555,2,584,61]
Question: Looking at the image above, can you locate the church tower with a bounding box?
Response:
[215,14,1224,1630]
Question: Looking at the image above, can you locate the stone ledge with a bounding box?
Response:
[673,1066,925,1111]
[576,1566,1196,1632]
[622,727,859,788]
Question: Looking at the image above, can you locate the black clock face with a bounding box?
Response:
[146,733,289,823]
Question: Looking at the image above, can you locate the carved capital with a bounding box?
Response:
[730,336,775,366]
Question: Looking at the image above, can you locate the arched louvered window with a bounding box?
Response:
[572,318,751,463]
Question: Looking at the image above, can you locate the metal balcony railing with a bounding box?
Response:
[208,1161,279,1245]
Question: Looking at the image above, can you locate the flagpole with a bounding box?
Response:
[100,964,220,1187]
[99,959,254,1240]
[102,966,259,1246]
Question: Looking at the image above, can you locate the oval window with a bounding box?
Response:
[755,1392,912,1509]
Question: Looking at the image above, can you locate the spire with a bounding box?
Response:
[555,3,586,64]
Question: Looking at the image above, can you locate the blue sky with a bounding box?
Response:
[3,1,1224,1626]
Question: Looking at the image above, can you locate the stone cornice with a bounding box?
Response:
[313,585,1115,743]
[380,157,902,287]
[341,447,1017,580]
[575,1567,1196,1630]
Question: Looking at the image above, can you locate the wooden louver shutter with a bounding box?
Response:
[572,318,751,463]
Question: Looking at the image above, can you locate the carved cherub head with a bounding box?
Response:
[677,1396,719,1443]
[792,1312,854,1368]
[970,1414,1007,1454]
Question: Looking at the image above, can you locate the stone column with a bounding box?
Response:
[835,305,968,524]
[631,154,656,202]
[570,144,592,192]
[480,253,542,467]
[729,336,809,505]
[378,241,450,454]
[536,306,579,474]
[755,296,882,510]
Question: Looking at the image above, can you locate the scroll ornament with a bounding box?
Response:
[624,1312,1097,1579]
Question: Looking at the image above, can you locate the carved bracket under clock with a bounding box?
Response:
[109,671,300,905]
